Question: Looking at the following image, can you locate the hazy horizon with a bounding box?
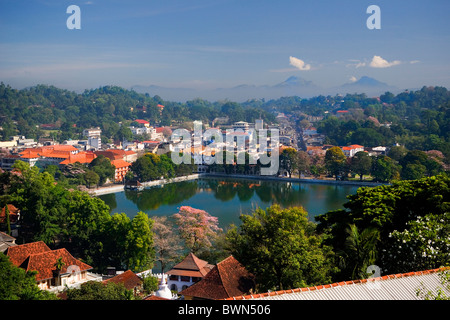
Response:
[1,1,449,101]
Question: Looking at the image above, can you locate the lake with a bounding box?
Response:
[98,177,361,228]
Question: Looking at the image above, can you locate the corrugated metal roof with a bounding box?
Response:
[226,268,449,300]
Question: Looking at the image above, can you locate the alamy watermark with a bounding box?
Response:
[170,121,279,176]
[66,5,381,30]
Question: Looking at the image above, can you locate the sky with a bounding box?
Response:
[0,0,449,99]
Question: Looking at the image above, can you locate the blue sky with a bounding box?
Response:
[0,0,449,96]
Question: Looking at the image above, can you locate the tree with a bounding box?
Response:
[4,205,11,236]
[339,225,380,280]
[296,150,311,176]
[131,153,175,182]
[325,146,347,180]
[84,170,100,188]
[152,216,183,273]
[317,174,450,275]
[226,205,335,291]
[371,155,399,182]
[0,253,58,300]
[172,206,222,255]
[279,148,298,178]
[351,151,372,181]
[65,280,135,300]
[125,211,155,272]
[401,163,427,180]
[89,155,115,185]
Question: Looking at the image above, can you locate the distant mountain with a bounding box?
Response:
[131,76,321,102]
[131,76,400,102]
[274,76,316,88]
[336,76,399,96]
[131,84,199,101]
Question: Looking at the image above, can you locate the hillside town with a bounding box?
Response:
[0,114,393,181]
[1,86,449,303]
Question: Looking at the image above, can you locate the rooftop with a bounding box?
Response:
[5,241,92,281]
[166,252,214,278]
[226,267,450,300]
[179,255,255,300]
[103,270,142,291]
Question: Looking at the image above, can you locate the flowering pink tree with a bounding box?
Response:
[172,206,222,254]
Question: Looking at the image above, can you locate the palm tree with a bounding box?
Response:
[53,257,66,286]
[340,224,380,280]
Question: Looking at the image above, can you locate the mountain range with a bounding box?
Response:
[131,76,400,102]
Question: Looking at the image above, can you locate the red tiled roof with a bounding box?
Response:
[103,270,142,290]
[0,204,20,224]
[59,152,97,165]
[6,241,92,281]
[19,145,79,161]
[349,144,364,149]
[144,295,170,300]
[110,159,131,169]
[5,241,51,267]
[179,255,255,300]
[135,119,150,124]
[20,248,92,281]
[166,252,213,278]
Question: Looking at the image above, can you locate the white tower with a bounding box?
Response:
[155,274,173,300]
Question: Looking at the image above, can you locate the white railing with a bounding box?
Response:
[47,272,103,293]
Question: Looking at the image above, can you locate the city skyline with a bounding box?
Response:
[1,0,449,101]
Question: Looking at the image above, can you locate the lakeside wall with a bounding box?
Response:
[206,173,388,187]
[90,173,387,196]
[90,174,202,196]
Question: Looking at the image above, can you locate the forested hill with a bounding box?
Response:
[0,83,276,141]
[0,83,449,160]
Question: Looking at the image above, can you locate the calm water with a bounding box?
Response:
[99,177,360,228]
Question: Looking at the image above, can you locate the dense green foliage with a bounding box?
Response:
[316,174,450,279]
[225,204,336,291]
[309,87,450,162]
[0,253,58,300]
[64,280,135,300]
[0,161,155,274]
[0,83,275,142]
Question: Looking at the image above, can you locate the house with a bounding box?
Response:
[179,255,255,300]
[18,145,91,167]
[367,146,387,156]
[166,252,214,293]
[0,155,20,171]
[225,267,450,300]
[5,241,102,292]
[110,159,132,182]
[341,144,364,157]
[142,141,161,154]
[0,231,17,253]
[134,119,150,127]
[83,128,102,150]
[95,149,137,163]
[58,151,97,165]
[0,204,20,237]
[103,269,143,295]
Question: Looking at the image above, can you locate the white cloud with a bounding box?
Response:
[346,60,366,68]
[369,55,401,68]
[349,76,357,82]
[289,56,311,71]
[410,60,420,64]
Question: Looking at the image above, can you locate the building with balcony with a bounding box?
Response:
[166,252,214,293]
[5,241,102,293]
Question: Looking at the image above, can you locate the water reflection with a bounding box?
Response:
[99,177,359,227]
